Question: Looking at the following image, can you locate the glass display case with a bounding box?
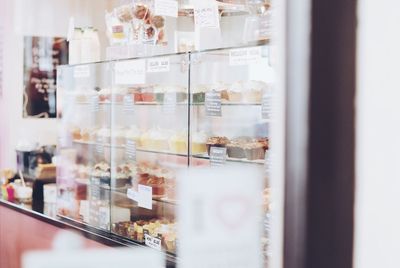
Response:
[57,43,273,262]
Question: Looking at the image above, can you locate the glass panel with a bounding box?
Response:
[109,53,190,256]
[57,62,113,231]
[189,44,274,265]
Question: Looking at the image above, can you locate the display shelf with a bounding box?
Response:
[73,101,262,106]
[192,153,265,165]
[112,190,178,206]
[72,140,188,157]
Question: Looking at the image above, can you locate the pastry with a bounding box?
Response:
[228,81,244,102]
[98,88,112,102]
[244,141,266,160]
[206,136,229,155]
[191,131,207,154]
[169,131,188,154]
[191,85,207,104]
[111,128,126,146]
[141,86,155,102]
[242,80,266,103]
[165,233,176,253]
[141,128,171,151]
[96,128,111,144]
[70,126,81,140]
[226,137,253,159]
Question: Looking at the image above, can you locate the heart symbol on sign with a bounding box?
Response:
[215,195,252,230]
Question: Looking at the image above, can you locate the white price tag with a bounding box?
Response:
[73,65,90,78]
[155,0,178,17]
[138,184,153,210]
[194,2,220,29]
[147,57,170,73]
[127,188,139,202]
[114,60,146,85]
[229,47,262,66]
[145,234,162,251]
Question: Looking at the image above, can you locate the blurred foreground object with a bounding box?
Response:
[22,230,165,268]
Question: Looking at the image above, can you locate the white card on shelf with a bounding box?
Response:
[229,47,262,66]
[123,95,135,112]
[114,60,146,85]
[147,57,170,73]
[125,140,137,161]
[145,234,162,251]
[73,65,90,78]
[178,166,263,268]
[154,0,178,17]
[138,184,153,210]
[210,147,227,166]
[194,1,220,29]
[205,91,222,116]
[127,188,139,202]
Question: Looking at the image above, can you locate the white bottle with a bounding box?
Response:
[68,28,82,65]
[81,27,101,63]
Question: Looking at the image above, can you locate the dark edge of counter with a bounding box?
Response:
[0,199,176,268]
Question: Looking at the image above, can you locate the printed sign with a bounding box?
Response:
[138,184,153,210]
[90,95,100,112]
[259,13,272,40]
[210,147,227,166]
[73,65,90,78]
[155,0,178,18]
[163,92,177,114]
[123,95,135,112]
[145,233,162,251]
[262,93,273,119]
[194,2,220,29]
[125,140,137,161]
[147,57,170,73]
[178,167,263,268]
[205,91,222,116]
[229,47,262,66]
[114,60,146,85]
[127,188,139,202]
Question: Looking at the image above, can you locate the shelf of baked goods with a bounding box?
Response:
[71,161,178,205]
[66,80,270,107]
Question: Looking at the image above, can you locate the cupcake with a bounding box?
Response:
[206,136,229,155]
[191,131,208,154]
[169,131,188,154]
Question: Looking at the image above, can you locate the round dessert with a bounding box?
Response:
[243,80,267,103]
[243,141,266,160]
[125,126,141,147]
[96,128,111,144]
[228,81,244,102]
[111,128,127,146]
[226,136,253,159]
[206,136,229,155]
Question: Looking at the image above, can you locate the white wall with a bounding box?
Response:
[354,1,400,267]
[0,0,109,169]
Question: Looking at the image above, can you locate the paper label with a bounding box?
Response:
[145,234,162,251]
[127,188,139,202]
[99,206,110,230]
[229,47,262,66]
[114,60,146,85]
[147,57,170,73]
[96,137,104,155]
[90,95,99,112]
[194,2,220,29]
[73,65,90,78]
[138,184,153,210]
[123,95,135,112]
[154,0,178,17]
[262,93,273,119]
[210,147,227,166]
[205,91,222,116]
[125,140,137,161]
[259,14,271,40]
[163,92,177,114]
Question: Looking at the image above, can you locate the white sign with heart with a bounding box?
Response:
[178,166,264,268]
